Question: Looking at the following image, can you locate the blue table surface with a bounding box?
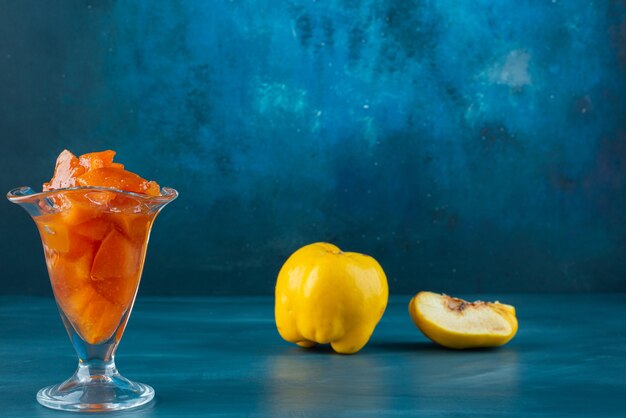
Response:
[0,294,625,417]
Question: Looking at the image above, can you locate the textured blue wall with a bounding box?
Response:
[1,0,625,295]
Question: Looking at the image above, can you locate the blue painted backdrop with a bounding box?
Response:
[1,0,625,295]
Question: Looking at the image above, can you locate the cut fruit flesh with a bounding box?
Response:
[409,291,518,349]
[417,293,512,335]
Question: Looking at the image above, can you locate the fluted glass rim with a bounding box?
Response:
[7,185,178,204]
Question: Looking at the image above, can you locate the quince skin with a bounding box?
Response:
[275,243,388,354]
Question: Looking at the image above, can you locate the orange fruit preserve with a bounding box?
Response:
[35,150,161,344]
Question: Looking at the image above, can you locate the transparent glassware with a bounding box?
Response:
[7,185,177,412]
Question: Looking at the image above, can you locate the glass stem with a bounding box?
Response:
[76,359,120,382]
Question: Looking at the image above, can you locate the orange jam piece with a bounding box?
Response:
[43,150,85,191]
[59,198,101,226]
[79,150,117,171]
[73,218,111,241]
[106,212,152,242]
[91,229,139,283]
[78,298,126,344]
[76,167,161,196]
[43,149,160,196]
[36,149,159,345]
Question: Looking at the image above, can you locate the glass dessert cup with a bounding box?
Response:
[7,185,177,412]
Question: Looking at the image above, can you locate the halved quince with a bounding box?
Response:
[409,291,518,349]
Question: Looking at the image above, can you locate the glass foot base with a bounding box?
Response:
[36,362,154,412]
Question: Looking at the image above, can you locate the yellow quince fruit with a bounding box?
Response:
[275,242,388,354]
[409,291,518,349]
